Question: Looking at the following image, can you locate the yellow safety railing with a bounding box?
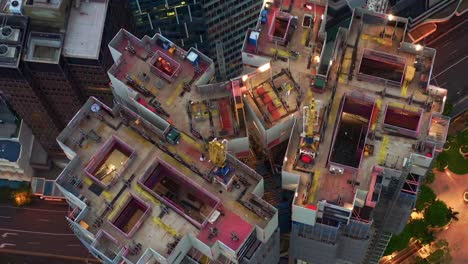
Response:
[307,169,321,204]
[153,217,178,237]
[302,29,310,46]
[134,184,161,206]
[83,177,93,186]
[401,80,408,97]
[108,193,130,221]
[103,190,113,201]
[166,83,185,105]
[378,135,389,165]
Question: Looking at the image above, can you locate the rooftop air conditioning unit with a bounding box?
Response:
[0,26,21,42]
[0,44,17,59]
[9,0,23,15]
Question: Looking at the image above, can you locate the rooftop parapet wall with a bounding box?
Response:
[268,11,292,45]
[357,49,407,88]
[138,159,221,229]
[328,92,375,170]
[24,32,63,63]
[427,113,450,149]
[107,193,151,238]
[83,135,136,189]
[383,103,423,138]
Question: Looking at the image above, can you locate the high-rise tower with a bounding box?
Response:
[129,0,263,80]
[0,0,130,156]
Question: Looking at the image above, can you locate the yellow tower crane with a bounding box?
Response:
[301,92,318,147]
[208,138,228,168]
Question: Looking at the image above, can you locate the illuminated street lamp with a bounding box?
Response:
[415,44,422,51]
[14,191,31,206]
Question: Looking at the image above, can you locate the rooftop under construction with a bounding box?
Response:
[108,29,248,143]
[54,1,452,264]
[280,7,449,241]
[56,98,277,263]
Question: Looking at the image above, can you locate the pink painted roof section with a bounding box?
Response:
[197,207,253,251]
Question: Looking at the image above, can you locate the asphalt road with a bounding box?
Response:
[429,18,468,117]
[0,200,98,263]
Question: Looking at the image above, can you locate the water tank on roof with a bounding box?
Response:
[9,0,23,15]
[249,31,260,46]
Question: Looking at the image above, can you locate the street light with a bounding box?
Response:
[415,44,422,51]
[242,75,248,82]
[388,14,394,21]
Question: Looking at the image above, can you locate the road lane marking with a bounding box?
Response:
[454,95,468,106]
[37,219,50,222]
[1,232,18,238]
[0,248,101,263]
[0,216,11,219]
[449,49,459,56]
[431,55,468,79]
[441,40,452,48]
[0,243,16,248]
[27,242,40,245]
[0,228,74,236]
[66,244,80,247]
[427,20,467,45]
[0,206,67,213]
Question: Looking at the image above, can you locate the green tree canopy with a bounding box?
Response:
[424,200,450,227]
[415,185,436,211]
[425,170,435,184]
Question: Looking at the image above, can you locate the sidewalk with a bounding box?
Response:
[430,169,468,263]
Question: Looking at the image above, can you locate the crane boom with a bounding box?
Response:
[208,138,228,168]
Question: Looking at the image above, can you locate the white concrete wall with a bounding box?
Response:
[262,210,279,243]
[266,116,295,148]
[190,234,215,259]
[16,121,33,172]
[410,153,433,168]
[282,170,300,191]
[242,52,270,68]
[252,178,264,197]
[227,136,250,156]
[167,235,192,264]
[244,101,267,147]
[292,204,317,226]
[217,241,237,263]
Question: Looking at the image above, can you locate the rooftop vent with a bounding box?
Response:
[0,26,20,42]
[9,0,23,15]
[1,27,12,38]
[0,44,17,59]
[0,44,9,55]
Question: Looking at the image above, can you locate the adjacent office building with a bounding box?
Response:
[0,0,130,156]
[129,0,263,80]
[0,96,49,184]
